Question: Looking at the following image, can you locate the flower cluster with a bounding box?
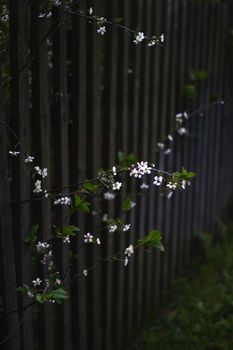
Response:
[35,166,48,178]
[124,244,134,266]
[130,161,152,178]
[53,197,71,205]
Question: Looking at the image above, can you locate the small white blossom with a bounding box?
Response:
[97,26,106,35]
[55,278,61,285]
[183,111,188,119]
[167,191,173,199]
[134,32,145,44]
[148,40,156,47]
[52,0,61,6]
[33,180,42,193]
[168,134,173,142]
[220,100,224,105]
[175,113,183,120]
[108,224,117,233]
[36,241,50,252]
[102,213,108,222]
[84,232,93,243]
[130,161,152,178]
[63,236,70,244]
[123,224,131,232]
[125,244,134,257]
[130,201,136,208]
[25,155,34,163]
[53,197,71,205]
[160,33,165,42]
[157,142,165,150]
[166,182,177,190]
[178,127,186,135]
[44,190,49,198]
[112,182,122,191]
[89,7,93,15]
[164,148,171,155]
[124,256,129,266]
[104,192,115,200]
[112,166,117,175]
[96,238,101,245]
[32,277,42,287]
[9,151,20,156]
[83,269,88,277]
[153,176,163,186]
[34,166,48,178]
[140,183,149,189]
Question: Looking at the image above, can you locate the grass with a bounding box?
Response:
[128,225,233,350]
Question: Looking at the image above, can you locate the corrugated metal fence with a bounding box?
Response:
[0,0,233,349]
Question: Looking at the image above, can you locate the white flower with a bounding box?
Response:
[55,278,61,285]
[112,181,122,191]
[36,241,50,252]
[33,180,42,193]
[84,232,93,243]
[178,127,186,135]
[153,176,163,186]
[104,192,115,200]
[124,256,129,266]
[9,151,20,156]
[83,269,88,277]
[52,0,61,6]
[112,166,117,175]
[130,201,136,208]
[167,191,173,199]
[130,161,151,178]
[102,213,108,222]
[53,197,71,205]
[44,190,49,198]
[140,183,149,189]
[32,277,42,287]
[168,134,173,142]
[125,244,134,257]
[25,155,34,163]
[96,238,101,245]
[183,111,188,119]
[175,113,183,120]
[166,182,177,190]
[97,26,106,35]
[34,166,48,178]
[160,33,165,42]
[157,142,165,150]
[108,224,117,233]
[89,7,93,15]
[123,224,131,232]
[164,148,171,155]
[134,32,145,44]
[148,40,156,47]
[63,236,70,243]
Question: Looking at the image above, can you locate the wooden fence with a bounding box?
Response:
[0,0,233,349]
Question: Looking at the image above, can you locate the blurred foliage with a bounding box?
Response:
[128,223,233,350]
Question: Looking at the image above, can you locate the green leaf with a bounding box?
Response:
[62,225,80,237]
[180,167,196,180]
[122,196,132,212]
[24,224,39,243]
[195,70,208,81]
[49,288,69,300]
[71,195,91,214]
[83,181,100,193]
[114,17,123,23]
[138,230,165,252]
[35,293,47,304]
